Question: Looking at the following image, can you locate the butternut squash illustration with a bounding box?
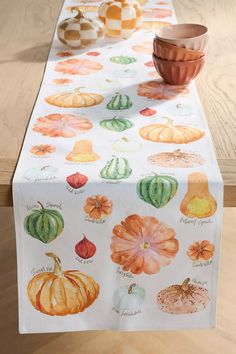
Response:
[180,172,217,218]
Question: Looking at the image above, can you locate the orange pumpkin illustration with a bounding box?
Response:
[84,195,113,219]
[143,8,172,18]
[55,59,103,75]
[141,21,171,29]
[132,41,153,55]
[111,214,179,275]
[56,51,74,57]
[137,80,189,100]
[53,78,73,85]
[27,252,99,316]
[187,240,215,261]
[33,114,93,138]
[30,144,55,156]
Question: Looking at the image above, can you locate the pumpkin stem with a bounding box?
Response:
[83,233,87,239]
[37,201,44,209]
[162,116,174,125]
[128,283,136,294]
[45,252,63,277]
[75,87,85,93]
[181,278,191,291]
[70,7,84,19]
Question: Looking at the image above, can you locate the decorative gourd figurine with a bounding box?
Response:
[57,7,104,48]
[180,172,217,218]
[98,0,142,39]
[66,140,100,162]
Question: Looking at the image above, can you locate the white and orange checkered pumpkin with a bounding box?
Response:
[98,0,142,38]
[57,7,104,48]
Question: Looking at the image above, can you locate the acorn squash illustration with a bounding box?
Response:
[100,156,132,180]
[107,93,133,110]
[100,116,133,132]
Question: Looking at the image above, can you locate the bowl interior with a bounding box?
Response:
[156,24,208,40]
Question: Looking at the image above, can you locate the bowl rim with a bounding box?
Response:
[152,52,205,64]
[155,23,208,41]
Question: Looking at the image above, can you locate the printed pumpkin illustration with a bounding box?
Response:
[84,195,113,220]
[110,56,137,65]
[144,61,154,67]
[56,51,74,57]
[112,137,142,153]
[45,88,104,108]
[100,156,132,180]
[100,116,133,132]
[24,165,58,182]
[132,41,152,55]
[137,174,178,208]
[66,140,100,163]
[55,59,103,75]
[33,114,93,138]
[167,103,193,117]
[148,149,205,168]
[86,51,101,56]
[111,214,179,275]
[180,173,217,218]
[143,8,172,18]
[30,144,55,156]
[53,78,73,85]
[27,253,99,316]
[113,284,145,311]
[141,21,171,29]
[157,278,210,314]
[137,79,189,100]
[113,68,137,78]
[187,240,215,261]
[66,172,88,189]
[24,201,64,243]
[67,5,99,12]
[139,117,204,144]
[107,93,133,110]
[139,107,157,116]
[75,234,96,259]
[96,78,122,92]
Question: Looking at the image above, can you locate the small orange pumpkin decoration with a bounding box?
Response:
[84,195,113,219]
[139,117,204,144]
[55,59,103,75]
[111,214,178,275]
[45,87,104,108]
[187,240,215,261]
[27,253,99,316]
[132,41,153,54]
[137,79,189,100]
[30,144,55,156]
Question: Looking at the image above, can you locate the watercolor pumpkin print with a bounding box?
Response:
[137,79,189,100]
[84,195,113,220]
[113,284,145,311]
[141,21,171,29]
[157,278,210,314]
[100,116,133,132]
[132,41,153,55]
[56,50,74,57]
[187,240,215,261]
[111,214,179,275]
[75,234,96,259]
[30,144,55,156]
[33,114,93,138]
[100,156,132,180]
[148,149,205,168]
[55,59,103,75]
[143,8,172,18]
[27,253,99,316]
[53,78,73,85]
[66,172,88,189]
[66,140,100,163]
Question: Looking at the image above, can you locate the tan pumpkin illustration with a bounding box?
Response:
[137,80,189,100]
[111,214,178,275]
[132,41,153,54]
[55,59,103,75]
[27,252,99,316]
[139,117,204,144]
[45,87,104,108]
[187,240,215,261]
[84,194,113,219]
[148,149,205,168]
[180,172,217,218]
[157,278,210,314]
[66,140,100,162]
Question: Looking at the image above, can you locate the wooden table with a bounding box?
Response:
[0,0,235,207]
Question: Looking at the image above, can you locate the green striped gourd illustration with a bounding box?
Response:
[100,116,133,132]
[24,201,64,243]
[100,156,132,180]
[107,93,133,110]
[137,174,178,208]
[110,56,137,65]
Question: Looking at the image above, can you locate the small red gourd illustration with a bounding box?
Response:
[111,214,178,275]
[157,278,210,314]
[187,240,215,261]
[66,172,88,189]
[27,253,99,316]
[180,172,217,218]
[75,234,96,259]
[139,107,157,116]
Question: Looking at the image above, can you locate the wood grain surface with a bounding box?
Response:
[0,207,235,353]
[0,0,235,206]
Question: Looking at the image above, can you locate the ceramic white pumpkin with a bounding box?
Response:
[112,137,142,153]
[24,166,58,181]
[113,283,145,311]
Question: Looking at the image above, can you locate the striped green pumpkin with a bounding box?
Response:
[110,56,137,65]
[137,174,178,208]
[24,202,64,243]
[100,156,132,180]
[100,116,133,132]
[107,93,133,110]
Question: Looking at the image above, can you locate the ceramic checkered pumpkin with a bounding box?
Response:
[57,7,104,48]
[98,0,142,38]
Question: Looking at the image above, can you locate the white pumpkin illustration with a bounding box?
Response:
[113,283,145,311]
[167,103,193,117]
[96,78,122,92]
[24,165,58,182]
[112,137,142,153]
[113,69,137,79]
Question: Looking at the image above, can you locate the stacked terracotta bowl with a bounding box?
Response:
[153,24,208,85]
